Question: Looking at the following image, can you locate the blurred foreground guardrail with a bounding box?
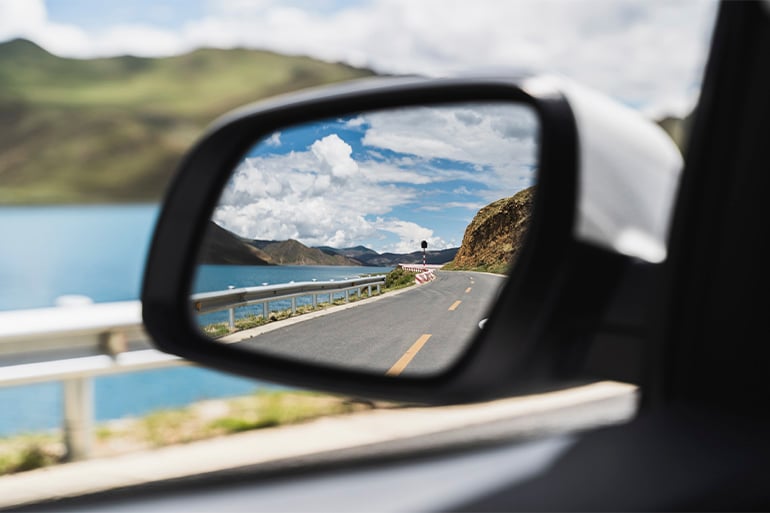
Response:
[0,276,388,462]
[192,275,386,328]
[0,276,389,462]
[0,301,187,462]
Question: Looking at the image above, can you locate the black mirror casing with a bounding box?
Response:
[140,77,617,405]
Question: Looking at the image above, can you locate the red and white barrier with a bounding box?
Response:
[415,269,436,284]
[399,263,442,273]
[397,263,439,285]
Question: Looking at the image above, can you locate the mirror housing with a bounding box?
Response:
[142,76,681,404]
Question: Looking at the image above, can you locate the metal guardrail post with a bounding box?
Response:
[291,297,296,314]
[227,286,235,329]
[0,301,194,462]
[63,376,93,462]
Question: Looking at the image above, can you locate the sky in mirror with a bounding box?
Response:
[212,103,538,253]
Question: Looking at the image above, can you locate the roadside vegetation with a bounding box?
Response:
[0,434,60,475]
[441,261,510,275]
[201,267,417,338]
[383,267,418,289]
[0,390,385,476]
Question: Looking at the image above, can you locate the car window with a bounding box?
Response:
[0,0,719,505]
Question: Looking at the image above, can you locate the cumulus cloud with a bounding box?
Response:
[0,0,46,36]
[211,103,536,251]
[0,0,718,115]
[265,131,282,147]
[310,134,359,179]
[213,135,416,248]
[374,218,448,254]
[0,0,91,54]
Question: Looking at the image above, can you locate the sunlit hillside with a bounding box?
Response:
[0,39,375,204]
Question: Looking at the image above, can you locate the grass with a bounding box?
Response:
[0,433,63,475]
[0,390,384,476]
[442,262,510,275]
[205,390,366,435]
[0,39,375,204]
[384,267,417,289]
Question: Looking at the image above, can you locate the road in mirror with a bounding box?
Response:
[191,102,539,377]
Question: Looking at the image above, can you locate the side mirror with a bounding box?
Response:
[142,76,681,404]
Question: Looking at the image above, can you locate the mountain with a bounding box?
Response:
[316,245,378,261]
[250,239,361,266]
[198,222,273,265]
[362,249,459,267]
[0,38,375,204]
[445,186,535,274]
[198,222,362,266]
[316,245,458,267]
[199,222,459,267]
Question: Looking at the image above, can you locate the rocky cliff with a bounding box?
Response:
[446,186,535,274]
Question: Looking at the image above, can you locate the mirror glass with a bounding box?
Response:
[191,102,539,377]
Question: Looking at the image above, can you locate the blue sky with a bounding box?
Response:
[46,1,207,31]
[0,0,719,252]
[44,1,364,29]
[1,0,718,117]
[213,104,538,252]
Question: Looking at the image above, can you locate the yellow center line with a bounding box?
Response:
[448,300,462,311]
[465,287,472,294]
[386,334,432,376]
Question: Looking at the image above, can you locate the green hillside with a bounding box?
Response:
[0,39,375,204]
[251,239,361,266]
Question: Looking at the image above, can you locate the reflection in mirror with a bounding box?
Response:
[191,102,539,378]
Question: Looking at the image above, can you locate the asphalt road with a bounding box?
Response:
[231,271,507,377]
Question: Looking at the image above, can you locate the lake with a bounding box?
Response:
[193,264,392,326]
[0,205,389,436]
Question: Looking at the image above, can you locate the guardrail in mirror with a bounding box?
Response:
[192,275,386,331]
[191,101,539,378]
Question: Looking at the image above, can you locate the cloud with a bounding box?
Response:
[0,0,92,54]
[0,0,718,116]
[0,0,46,36]
[265,131,281,147]
[361,103,538,201]
[310,134,359,179]
[373,218,449,253]
[362,103,537,167]
[213,134,418,248]
[211,103,537,251]
[419,202,484,212]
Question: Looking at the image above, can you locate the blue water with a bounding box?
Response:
[193,264,392,326]
[0,205,158,311]
[0,205,387,436]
